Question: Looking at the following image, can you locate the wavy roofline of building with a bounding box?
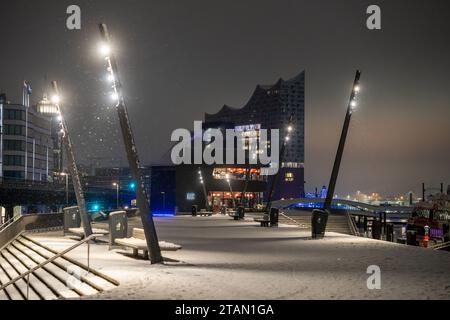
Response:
[205,70,304,118]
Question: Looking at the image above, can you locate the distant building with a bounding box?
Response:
[36,94,63,174]
[204,70,305,201]
[0,92,58,181]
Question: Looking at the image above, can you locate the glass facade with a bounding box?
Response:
[0,102,54,181]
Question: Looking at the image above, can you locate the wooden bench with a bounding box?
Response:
[114,228,182,260]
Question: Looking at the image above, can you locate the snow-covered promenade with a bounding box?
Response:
[31,215,450,300]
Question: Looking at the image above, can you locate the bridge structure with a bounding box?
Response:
[0,179,123,222]
[272,198,413,219]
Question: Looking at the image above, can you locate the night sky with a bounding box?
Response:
[1,0,449,197]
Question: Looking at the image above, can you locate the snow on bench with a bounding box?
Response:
[114,228,182,260]
[68,227,109,237]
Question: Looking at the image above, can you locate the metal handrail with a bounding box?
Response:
[346,212,360,237]
[0,215,22,232]
[0,233,100,293]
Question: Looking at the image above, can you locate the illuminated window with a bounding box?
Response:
[285,172,294,182]
[186,193,196,201]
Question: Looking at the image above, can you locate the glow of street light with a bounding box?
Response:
[112,182,118,187]
[107,74,115,82]
[99,43,111,56]
[111,92,119,101]
[350,100,357,108]
[285,136,290,142]
[51,95,60,104]
[354,85,361,93]
[56,115,62,122]
[287,126,293,132]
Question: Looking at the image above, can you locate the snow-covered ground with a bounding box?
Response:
[30,215,450,300]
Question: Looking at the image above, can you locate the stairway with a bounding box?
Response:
[279,211,353,235]
[0,234,118,300]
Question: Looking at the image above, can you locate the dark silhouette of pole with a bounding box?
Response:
[312,71,361,239]
[99,23,162,264]
[51,81,92,237]
[241,166,251,207]
[226,175,236,208]
[323,70,361,211]
[198,168,209,210]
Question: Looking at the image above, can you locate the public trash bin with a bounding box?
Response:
[191,205,198,217]
[270,208,279,227]
[312,209,329,239]
[372,220,382,240]
[237,206,245,220]
[406,230,417,246]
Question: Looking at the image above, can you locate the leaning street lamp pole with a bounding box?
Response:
[312,70,362,239]
[225,174,236,208]
[198,168,209,210]
[98,23,162,264]
[51,81,93,237]
[113,182,120,209]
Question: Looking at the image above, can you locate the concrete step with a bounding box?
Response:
[279,214,352,235]
[0,286,8,300]
[16,237,98,297]
[0,251,40,300]
[10,240,80,299]
[8,242,76,299]
[0,259,24,300]
[19,236,117,292]
[2,248,55,300]
[0,234,119,300]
